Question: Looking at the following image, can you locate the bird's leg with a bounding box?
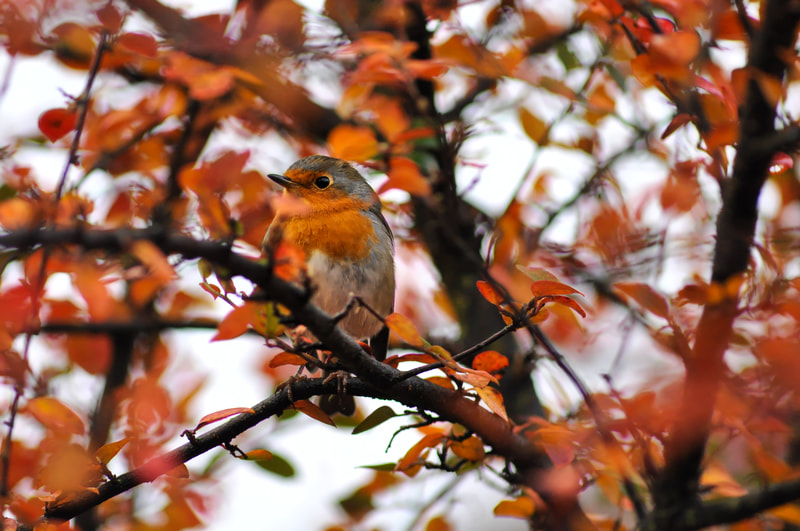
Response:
[319,370,356,416]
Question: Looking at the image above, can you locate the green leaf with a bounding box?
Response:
[352,406,398,434]
[556,42,580,70]
[358,462,397,471]
[254,452,295,478]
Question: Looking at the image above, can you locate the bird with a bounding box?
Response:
[263,155,395,415]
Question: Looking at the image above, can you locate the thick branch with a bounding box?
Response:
[656,1,800,525]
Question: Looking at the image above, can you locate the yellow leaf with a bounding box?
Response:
[494,496,535,519]
[385,313,424,348]
[769,504,800,526]
[26,397,85,435]
[95,438,130,466]
[475,387,508,423]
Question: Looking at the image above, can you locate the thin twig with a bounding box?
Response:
[55,30,109,200]
[396,321,519,381]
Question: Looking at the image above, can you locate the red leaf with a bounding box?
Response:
[293,400,336,426]
[97,3,124,32]
[196,407,255,430]
[530,280,582,298]
[384,352,438,368]
[661,113,691,139]
[117,32,158,57]
[770,152,794,175]
[38,108,77,142]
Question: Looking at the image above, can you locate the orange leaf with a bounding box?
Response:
[74,267,114,320]
[613,281,669,318]
[530,280,582,298]
[406,59,448,80]
[269,352,308,368]
[475,387,508,423]
[769,504,800,526]
[425,376,455,389]
[95,438,130,466]
[385,313,424,348]
[379,157,432,197]
[549,296,587,318]
[425,515,453,531]
[0,198,39,230]
[471,351,509,374]
[494,497,535,519]
[396,432,444,472]
[63,334,111,375]
[130,240,176,284]
[166,463,190,478]
[518,107,547,143]
[26,397,85,435]
[449,435,485,461]
[476,280,505,306]
[327,124,379,162]
[38,108,77,142]
[650,30,701,66]
[272,241,307,282]
[196,407,255,430]
[452,368,496,388]
[213,302,260,341]
[244,449,273,461]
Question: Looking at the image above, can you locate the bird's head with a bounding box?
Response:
[268,156,379,212]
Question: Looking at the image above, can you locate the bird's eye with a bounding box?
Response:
[314,175,331,189]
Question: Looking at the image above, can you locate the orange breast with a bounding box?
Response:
[279,208,377,261]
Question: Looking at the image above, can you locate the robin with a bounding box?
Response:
[263,155,395,415]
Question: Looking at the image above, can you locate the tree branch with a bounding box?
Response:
[655,0,800,525]
[0,227,591,528]
[42,377,366,522]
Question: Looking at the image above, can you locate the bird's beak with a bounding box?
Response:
[268,173,294,188]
